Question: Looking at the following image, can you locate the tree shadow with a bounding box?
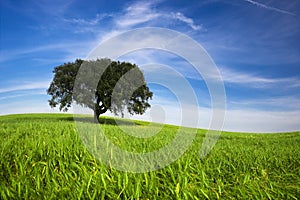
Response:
[1,114,74,124]
[73,116,142,126]
[1,114,143,126]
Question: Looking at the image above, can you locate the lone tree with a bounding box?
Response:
[47,58,153,123]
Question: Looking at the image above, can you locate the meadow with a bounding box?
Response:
[0,113,299,199]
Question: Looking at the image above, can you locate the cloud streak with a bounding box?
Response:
[171,12,202,31]
[0,91,46,101]
[0,41,93,63]
[0,81,50,93]
[219,67,300,89]
[114,1,202,31]
[115,1,161,28]
[243,0,295,16]
[63,14,108,26]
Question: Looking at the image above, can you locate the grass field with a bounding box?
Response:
[0,113,299,199]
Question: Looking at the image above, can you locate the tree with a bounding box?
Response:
[47,58,153,123]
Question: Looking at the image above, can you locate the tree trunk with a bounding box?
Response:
[94,101,108,124]
[94,110,100,124]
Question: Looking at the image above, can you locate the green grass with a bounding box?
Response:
[0,113,299,199]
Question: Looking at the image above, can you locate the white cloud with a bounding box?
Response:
[0,100,63,116]
[63,14,109,26]
[0,81,51,93]
[0,1,203,64]
[115,1,162,28]
[0,41,93,63]
[243,0,295,16]
[2,0,299,134]
[0,90,46,101]
[60,14,115,34]
[171,12,202,31]
[2,91,300,133]
[88,27,221,79]
[223,109,300,133]
[219,67,300,88]
[116,48,300,92]
[111,96,300,133]
[113,1,202,31]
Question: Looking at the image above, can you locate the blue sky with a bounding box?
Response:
[0,0,300,132]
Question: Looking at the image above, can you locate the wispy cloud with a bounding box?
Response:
[114,1,202,31]
[243,0,295,16]
[0,91,46,101]
[219,67,300,88]
[60,13,115,34]
[0,100,62,116]
[115,1,162,28]
[223,108,300,133]
[0,81,50,93]
[171,12,202,31]
[0,1,203,64]
[63,14,109,26]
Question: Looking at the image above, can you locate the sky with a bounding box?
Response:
[0,0,300,132]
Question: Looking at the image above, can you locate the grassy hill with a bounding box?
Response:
[0,113,299,199]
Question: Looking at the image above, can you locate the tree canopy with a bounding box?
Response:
[47,58,153,123]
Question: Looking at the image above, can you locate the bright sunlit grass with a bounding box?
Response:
[0,113,299,199]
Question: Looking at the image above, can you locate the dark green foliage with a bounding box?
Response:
[47,59,83,112]
[47,59,153,122]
